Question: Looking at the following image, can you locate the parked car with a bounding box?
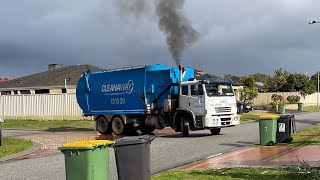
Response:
[237,101,253,114]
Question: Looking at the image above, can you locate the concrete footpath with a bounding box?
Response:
[178,144,320,170]
[179,110,320,170]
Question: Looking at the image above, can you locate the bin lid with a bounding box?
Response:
[59,140,114,150]
[259,115,280,120]
[114,135,155,147]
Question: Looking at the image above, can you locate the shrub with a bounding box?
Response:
[271,94,284,104]
[287,95,301,104]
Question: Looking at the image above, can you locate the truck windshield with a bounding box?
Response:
[205,83,234,97]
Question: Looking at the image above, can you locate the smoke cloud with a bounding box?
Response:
[113,0,152,20]
[155,0,199,66]
[113,0,199,66]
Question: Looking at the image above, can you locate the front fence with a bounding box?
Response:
[253,92,320,106]
[0,94,92,120]
[1,92,319,120]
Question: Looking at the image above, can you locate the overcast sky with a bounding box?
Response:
[1,0,320,78]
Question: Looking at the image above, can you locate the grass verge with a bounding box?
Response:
[2,120,94,130]
[291,124,320,146]
[303,106,320,112]
[0,137,34,158]
[240,114,260,122]
[152,167,320,180]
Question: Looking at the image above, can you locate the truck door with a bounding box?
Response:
[189,84,205,116]
[179,85,190,110]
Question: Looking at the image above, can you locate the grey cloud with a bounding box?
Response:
[1,0,320,78]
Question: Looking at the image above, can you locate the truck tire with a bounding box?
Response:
[210,128,221,135]
[96,116,112,134]
[112,117,125,135]
[181,118,190,137]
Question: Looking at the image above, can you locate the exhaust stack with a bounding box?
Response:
[178,65,186,96]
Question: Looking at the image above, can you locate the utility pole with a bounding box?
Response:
[317,71,319,107]
[308,21,320,107]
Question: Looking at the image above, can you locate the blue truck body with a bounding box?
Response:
[76,65,194,116]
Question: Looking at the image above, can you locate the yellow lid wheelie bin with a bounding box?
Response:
[59,140,114,180]
[259,115,279,146]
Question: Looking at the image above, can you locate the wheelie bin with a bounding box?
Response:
[259,115,279,146]
[59,140,114,180]
[277,114,296,143]
[279,104,285,114]
[114,135,155,180]
[298,102,304,111]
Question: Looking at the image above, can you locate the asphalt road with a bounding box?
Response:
[1,111,320,180]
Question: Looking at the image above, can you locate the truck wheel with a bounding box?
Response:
[96,116,112,134]
[181,118,190,137]
[112,117,125,135]
[210,128,221,135]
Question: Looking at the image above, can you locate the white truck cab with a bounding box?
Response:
[178,78,240,136]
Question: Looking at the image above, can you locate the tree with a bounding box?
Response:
[251,73,270,83]
[239,76,259,104]
[282,73,309,92]
[310,71,320,91]
[239,87,258,104]
[240,75,256,89]
[265,68,289,92]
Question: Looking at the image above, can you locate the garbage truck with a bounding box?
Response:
[76,64,240,137]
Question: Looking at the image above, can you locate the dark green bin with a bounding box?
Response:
[279,104,285,114]
[59,140,114,180]
[298,103,303,111]
[259,115,279,146]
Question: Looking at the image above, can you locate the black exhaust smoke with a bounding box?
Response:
[113,0,199,66]
[155,0,199,66]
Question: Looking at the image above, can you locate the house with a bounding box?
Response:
[0,77,13,83]
[0,64,104,95]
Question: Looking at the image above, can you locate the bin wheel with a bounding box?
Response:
[285,137,293,143]
[112,117,125,135]
[210,128,221,135]
[267,141,275,146]
[96,116,112,134]
[181,118,190,137]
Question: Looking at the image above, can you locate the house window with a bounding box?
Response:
[1,91,11,95]
[20,90,31,95]
[35,89,49,94]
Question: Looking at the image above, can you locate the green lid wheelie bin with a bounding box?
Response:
[279,104,285,114]
[259,115,279,146]
[59,140,114,180]
[298,102,304,111]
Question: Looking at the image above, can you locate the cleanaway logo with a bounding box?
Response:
[101,80,134,94]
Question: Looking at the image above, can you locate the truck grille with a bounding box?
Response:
[215,107,231,113]
[221,118,231,122]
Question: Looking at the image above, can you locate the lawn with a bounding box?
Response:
[2,120,94,131]
[152,167,320,180]
[240,114,260,122]
[291,124,320,146]
[0,137,34,158]
[303,106,320,112]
